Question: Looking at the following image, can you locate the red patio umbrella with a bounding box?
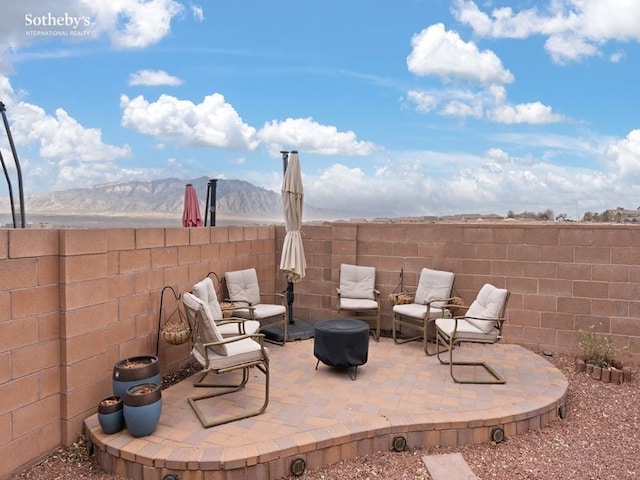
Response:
[182,184,202,227]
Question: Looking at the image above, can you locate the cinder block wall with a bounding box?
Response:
[3,221,640,478]
[287,222,640,358]
[0,225,277,479]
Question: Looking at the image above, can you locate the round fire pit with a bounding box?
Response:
[313,318,370,380]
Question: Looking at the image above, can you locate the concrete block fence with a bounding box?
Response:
[1,221,639,478]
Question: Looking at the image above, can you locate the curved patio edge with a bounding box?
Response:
[85,341,569,480]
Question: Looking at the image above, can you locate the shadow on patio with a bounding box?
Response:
[84,337,568,480]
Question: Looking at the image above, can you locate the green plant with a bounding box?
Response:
[578,325,616,367]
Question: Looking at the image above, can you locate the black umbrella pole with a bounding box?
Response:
[286,281,295,324]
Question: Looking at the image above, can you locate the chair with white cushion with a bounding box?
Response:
[182,292,270,428]
[336,263,381,341]
[192,276,260,338]
[224,268,288,345]
[392,268,455,355]
[435,283,510,384]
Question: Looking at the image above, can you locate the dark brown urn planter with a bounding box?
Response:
[123,383,162,437]
[112,355,161,398]
[98,396,124,434]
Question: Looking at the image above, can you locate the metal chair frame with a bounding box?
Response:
[183,294,270,428]
[435,290,510,384]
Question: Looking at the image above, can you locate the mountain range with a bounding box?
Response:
[0,177,346,226]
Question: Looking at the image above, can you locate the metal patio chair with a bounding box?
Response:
[435,283,510,384]
[336,263,381,341]
[191,276,260,337]
[392,267,456,355]
[223,268,288,345]
[182,292,270,428]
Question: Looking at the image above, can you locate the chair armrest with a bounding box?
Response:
[451,316,507,338]
[426,296,459,306]
[259,292,286,306]
[203,332,266,348]
[216,317,249,326]
[225,299,256,310]
[216,316,251,334]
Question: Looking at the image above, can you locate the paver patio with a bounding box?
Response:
[84,337,568,480]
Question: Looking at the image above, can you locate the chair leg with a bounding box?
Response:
[262,315,287,346]
[435,331,505,384]
[193,368,250,389]
[338,309,379,342]
[374,310,380,342]
[392,314,422,345]
[423,318,445,356]
[188,363,270,428]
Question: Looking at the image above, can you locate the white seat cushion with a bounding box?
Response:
[465,284,508,333]
[192,336,269,371]
[339,264,376,300]
[393,302,449,319]
[192,277,223,319]
[183,292,227,356]
[226,268,261,306]
[415,268,455,307]
[234,303,286,320]
[217,320,261,336]
[435,317,500,342]
[192,277,260,336]
[340,298,378,311]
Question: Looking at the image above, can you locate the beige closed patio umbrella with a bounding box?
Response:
[279,151,308,335]
[280,151,306,282]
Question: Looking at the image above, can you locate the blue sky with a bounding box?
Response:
[1,0,640,220]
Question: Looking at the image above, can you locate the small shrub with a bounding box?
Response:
[578,324,616,368]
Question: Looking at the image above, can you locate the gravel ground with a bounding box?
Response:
[12,350,639,480]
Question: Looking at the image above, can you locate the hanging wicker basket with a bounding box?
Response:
[448,296,465,317]
[388,292,415,305]
[220,302,235,318]
[160,307,191,345]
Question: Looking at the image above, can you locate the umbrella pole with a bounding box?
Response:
[204,179,218,227]
[286,281,294,324]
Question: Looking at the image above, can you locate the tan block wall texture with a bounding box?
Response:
[0,225,277,479]
[2,221,640,478]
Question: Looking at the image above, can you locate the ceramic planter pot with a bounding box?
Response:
[112,355,161,398]
[123,383,162,437]
[98,396,124,434]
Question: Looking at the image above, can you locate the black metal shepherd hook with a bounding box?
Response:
[0,101,25,228]
[155,285,182,356]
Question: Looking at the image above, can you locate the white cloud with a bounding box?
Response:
[453,0,640,64]
[88,0,184,49]
[608,129,640,179]
[120,93,259,150]
[298,141,636,219]
[10,104,131,162]
[0,0,185,60]
[257,117,379,157]
[191,4,204,21]
[0,75,132,191]
[407,23,514,84]
[405,24,561,125]
[544,34,598,64]
[488,101,563,124]
[406,90,439,113]
[128,69,182,86]
[407,85,561,124]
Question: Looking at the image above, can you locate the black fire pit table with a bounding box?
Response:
[313,318,370,380]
